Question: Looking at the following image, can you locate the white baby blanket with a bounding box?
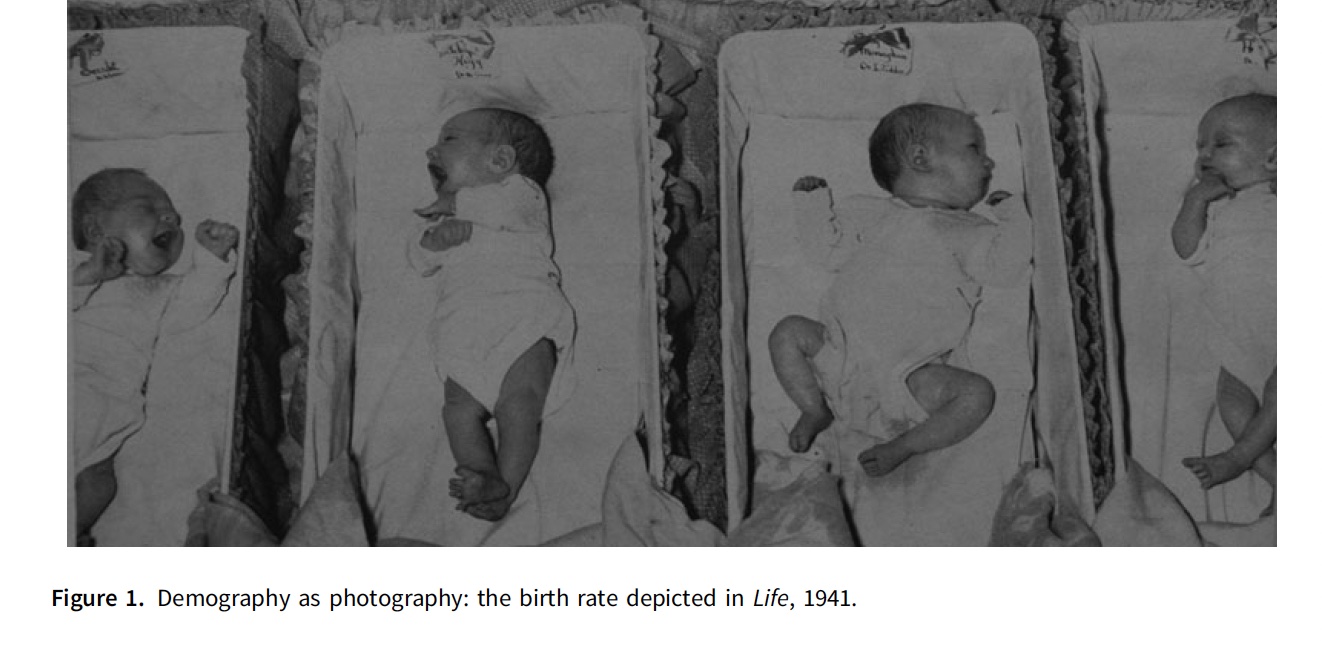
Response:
[305,25,664,544]
[720,23,1088,544]
[1068,8,1276,526]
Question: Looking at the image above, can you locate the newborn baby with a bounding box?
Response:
[770,103,1030,477]
[1171,93,1276,495]
[408,108,576,522]
[70,168,238,544]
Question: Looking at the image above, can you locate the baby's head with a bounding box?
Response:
[426,108,554,196]
[71,168,184,276]
[1196,93,1275,191]
[868,103,993,211]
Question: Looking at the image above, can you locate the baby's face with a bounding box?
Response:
[94,175,184,276]
[1195,104,1274,191]
[925,114,994,210]
[425,111,505,197]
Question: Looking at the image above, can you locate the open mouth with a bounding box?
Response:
[152,230,176,250]
[428,163,448,191]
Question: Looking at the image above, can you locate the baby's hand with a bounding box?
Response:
[73,237,127,285]
[420,219,473,252]
[196,220,239,260]
[415,193,456,221]
[1186,173,1231,205]
[793,176,829,193]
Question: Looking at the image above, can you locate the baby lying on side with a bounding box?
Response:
[71,168,238,544]
[770,103,1030,477]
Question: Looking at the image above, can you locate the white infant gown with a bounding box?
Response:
[70,249,236,474]
[1183,182,1276,390]
[408,174,576,413]
[792,187,1031,443]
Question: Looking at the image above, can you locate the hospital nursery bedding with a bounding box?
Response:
[719,21,1093,545]
[1062,0,1276,545]
[68,2,298,545]
[290,16,674,545]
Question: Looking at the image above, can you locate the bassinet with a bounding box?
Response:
[1061,0,1276,534]
[719,19,1094,544]
[290,14,673,544]
[68,0,298,545]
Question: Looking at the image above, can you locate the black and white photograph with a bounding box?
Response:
[65,0,1280,551]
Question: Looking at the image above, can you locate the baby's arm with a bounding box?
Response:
[1172,175,1231,260]
[457,177,548,235]
[407,219,465,276]
[70,238,128,310]
[161,221,238,335]
[969,192,1032,288]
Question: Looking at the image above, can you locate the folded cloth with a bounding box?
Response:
[728,452,854,547]
[185,455,369,547]
[1093,458,1203,547]
[601,434,724,547]
[598,435,853,546]
[989,464,1100,547]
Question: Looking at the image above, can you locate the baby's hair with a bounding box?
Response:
[70,168,153,252]
[473,108,555,188]
[1212,92,1276,135]
[868,103,966,192]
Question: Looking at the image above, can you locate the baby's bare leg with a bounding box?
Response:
[859,363,995,477]
[75,456,117,545]
[769,315,834,452]
[443,379,509,511]
[465,339,557,522]
[1183,368,1276,489]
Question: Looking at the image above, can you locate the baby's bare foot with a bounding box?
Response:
[858,440,913,477]
[465,495,515,522]
[449,467,510,511]
[1182,452,1250,489]
[789,408,834,453]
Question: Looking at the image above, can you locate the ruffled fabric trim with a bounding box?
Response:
[67,0,259,31]
[648,0,970,12]
[636,0,998,41]
[1057,0,1275,506]
[1065,0,1274,25]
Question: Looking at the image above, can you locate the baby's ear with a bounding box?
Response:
[1265,145,1276,173]
[82,218,103,247]
[488,144,516,175]
[906,143,933,172]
